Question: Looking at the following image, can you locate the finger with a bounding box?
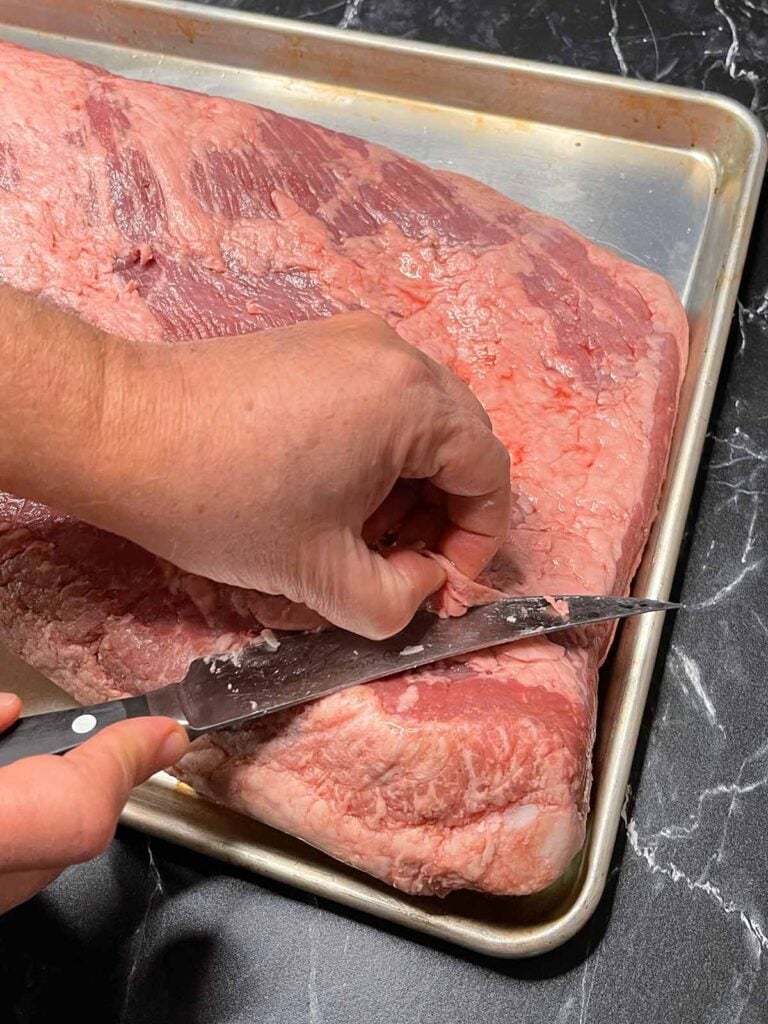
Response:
[0,693,21,732]
[397,364,510,577]
[0,718,189,871]
[305,532,446,639]
[431,424,511,578]
[438,489,511,579]
[0,868,60,914]
[434,362,493,430]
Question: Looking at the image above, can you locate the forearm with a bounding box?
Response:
[0,285,159,518]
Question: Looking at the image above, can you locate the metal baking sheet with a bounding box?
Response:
[0,0,764,958]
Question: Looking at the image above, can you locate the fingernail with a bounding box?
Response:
[157,726,190,766]
[0,693,19,711]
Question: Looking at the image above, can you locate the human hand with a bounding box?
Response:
[94,311,511,638]
[0,693,188,913]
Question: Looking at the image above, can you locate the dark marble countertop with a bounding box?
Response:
[3,1,768,1021]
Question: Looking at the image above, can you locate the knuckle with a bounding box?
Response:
[339,308,388,334]
[473,423,510,470]
[339,310,407,358]
[387,347,427,390]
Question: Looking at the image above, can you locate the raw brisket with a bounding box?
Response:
[0,41,687,895]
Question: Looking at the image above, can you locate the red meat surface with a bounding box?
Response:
[0,41,687,895]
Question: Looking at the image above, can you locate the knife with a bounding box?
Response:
[0,595,676,767]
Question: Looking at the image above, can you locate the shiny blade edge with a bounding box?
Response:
[161,595,678,733]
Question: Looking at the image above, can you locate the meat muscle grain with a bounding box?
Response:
[0,42,687,896]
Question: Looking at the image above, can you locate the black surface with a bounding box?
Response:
[3,1,768,1021]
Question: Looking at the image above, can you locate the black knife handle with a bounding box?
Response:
[0,695,152,768]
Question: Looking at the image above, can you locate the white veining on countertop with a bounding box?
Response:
[699,537,718,574]
[577,946,602,1024]
[146,838,166,899]
[623,736,768,953]
[670,644,723,731]
[740,293,768,333]
[742,501,760,565]
[703,422,767,597]
[338,0,365,29]
[713,0,762,109]
[296,1,346,19]
[625,810,768,946]
[692,557,764,609]
[607,0,629,74]
[554,996,577,1024]
[118,839,165,1023]
[635,0,660,79]
[738,302,750,358]
[752,610,768,640]
[710,428,768,473]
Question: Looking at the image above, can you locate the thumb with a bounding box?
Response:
[307,533,446,639]
[0,718,189,872]
[64,717,191,797]
[0,692,22,732]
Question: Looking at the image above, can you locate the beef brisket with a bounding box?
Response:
[0,41,687,895]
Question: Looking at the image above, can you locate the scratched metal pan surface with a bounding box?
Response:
[0,0,764,958]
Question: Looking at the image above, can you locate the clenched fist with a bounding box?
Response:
[74,310,511,638]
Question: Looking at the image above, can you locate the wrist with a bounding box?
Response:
[81,337,181,533]
[0,287,114,512]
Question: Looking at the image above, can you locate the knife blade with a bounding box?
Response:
[0,595,677,766]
